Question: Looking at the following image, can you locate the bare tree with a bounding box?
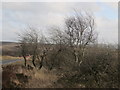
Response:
[50,27,68,51]
[19,26,52,69]
[37,34,51,69]
[29,28,39,67]
[19,37,28,66]
[48,11,97,68]
[18,27,40,67]
[64,11,97,65]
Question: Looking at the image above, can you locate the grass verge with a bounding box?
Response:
[0,55,22,60]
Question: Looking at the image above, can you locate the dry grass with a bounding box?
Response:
[0,55,22,60]
[1,42,20,56]
[1,43,18,50]
[2,62,58,88]
[25,68,58,88]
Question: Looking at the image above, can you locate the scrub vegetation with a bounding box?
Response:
[2,11,119,88]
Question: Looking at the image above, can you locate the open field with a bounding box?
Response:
[0,55,22,60]
[1,42,20,57]
[0,42,18,51]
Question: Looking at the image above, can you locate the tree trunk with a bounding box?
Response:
[23,55,27,66]
[73,49,79,63]
[32,55,36,67]
[39,56,44,69]
[78,49,85,66]
[32,44,37,67]
[75,53,79,63]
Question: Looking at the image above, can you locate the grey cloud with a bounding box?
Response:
[2,2,118,43]
[2,2,101,27]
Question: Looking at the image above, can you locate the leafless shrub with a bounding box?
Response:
[64,11,97,66]
[18,27,50,69]
[17,10,118,88]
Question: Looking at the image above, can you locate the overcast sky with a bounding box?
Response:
[1,2,118,44]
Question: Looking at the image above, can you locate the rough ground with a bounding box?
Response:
[2,64,60,88]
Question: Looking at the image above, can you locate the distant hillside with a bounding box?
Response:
[0,41,117,56]
[0,41,18,45]
[1,41,20,56]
